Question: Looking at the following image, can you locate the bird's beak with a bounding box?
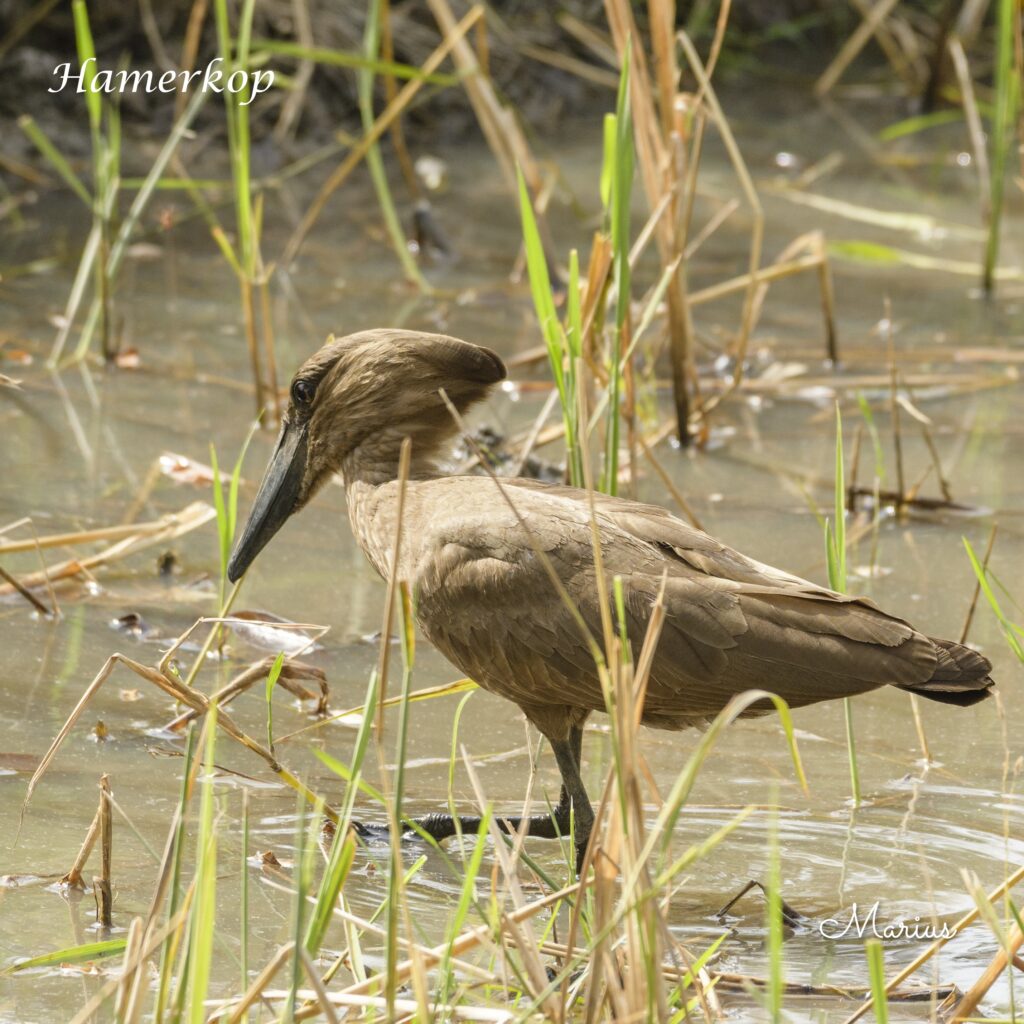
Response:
[227,419,308,582]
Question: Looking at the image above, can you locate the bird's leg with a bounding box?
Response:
[353,725,591,869]
[549,725,594,874]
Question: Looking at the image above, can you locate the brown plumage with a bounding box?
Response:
[229,329,994,869]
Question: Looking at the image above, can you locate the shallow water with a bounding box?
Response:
[1,85,1023,1022]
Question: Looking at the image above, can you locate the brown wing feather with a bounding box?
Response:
[410,478,949,729]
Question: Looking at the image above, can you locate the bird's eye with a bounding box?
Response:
[291,379,316,407]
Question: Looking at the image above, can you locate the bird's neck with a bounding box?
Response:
[340,429,449,488]
[344,440,444,585]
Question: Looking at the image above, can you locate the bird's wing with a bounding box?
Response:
[414,480,937,721]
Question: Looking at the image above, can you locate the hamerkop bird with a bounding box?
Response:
[228,329,993,870]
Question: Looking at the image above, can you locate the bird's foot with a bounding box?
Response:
[348,807,577,858]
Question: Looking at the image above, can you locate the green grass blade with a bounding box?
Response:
[251,38,459,85]
[963,537,1024,661]
[265,651,285,754]
[186,711,219,1024]
[856,392,886,482]
[71,0,101,136]
[766,805,783,1023]
[359,0,430,292]
[304,825,356,957]
[866,940,889,1024]
[6,938,126,974]
[984,0,1022,292]
[17,115,92,206]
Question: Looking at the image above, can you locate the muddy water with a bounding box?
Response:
[1,89,1022,1022]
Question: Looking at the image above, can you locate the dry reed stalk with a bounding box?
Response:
[676,30,763,421]
[460,755,564,1022]
[256,251,281,426]
[272,0,315,143]
[751,232,834,362]
[67,903,192,1024]
[885,307,908,512]
[61,805,102,889]
[849,0,919,90]
[173,0,210,119]
[814,0,904,96]
[0,501,215,595]
[684,196,739,258]
[508,387,560,478]
[23,650,334,823]
[517,41,619,88]
[380,0,422,197]
[604,0,696,444]
[297,946,342,1024]
[221,941,296,1024]
[427,0,562,277]
[264,990,515,1022]
[282,4,484,264]
[840,860,1024,1024]
[558,11,618,66]
[0,562,52,615]
[948,35,992,217]
[93,774,113,928]
[816,231,840,363]
[952,923,1024,1022]
[113,916,146,1024]
[959,524,998,644]
[162,657,328,732]
[290,880,586,1019]
[636,432,703,529]
[0,503,212,555]
[539,937,955,1001]
[375,437,411,730]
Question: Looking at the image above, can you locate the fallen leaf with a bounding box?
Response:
[119,689,141,702]
[229,610,324,656]
[159,452,232,487]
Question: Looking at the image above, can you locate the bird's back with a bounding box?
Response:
[347,474,992,732]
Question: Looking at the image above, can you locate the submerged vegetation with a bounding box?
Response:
[1,0,1023,1021]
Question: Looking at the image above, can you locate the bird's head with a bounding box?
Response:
[227,328,506,582]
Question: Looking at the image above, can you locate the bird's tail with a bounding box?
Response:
[900,638,994,707]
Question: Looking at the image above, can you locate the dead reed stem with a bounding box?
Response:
[677,29,763,419]
[61,805,101,889]
[605,0,696,444]
[318,880,586,1010]
[283,4,484,265]
[375,437,411,731]
[93,774,113,928]
[0,502,215,596]
[23,651,336,825]
[952,923,1024,1022]
[0,562,52,615]
[163,656,327,732]
[884,305,907,512]
[815,0,903,96]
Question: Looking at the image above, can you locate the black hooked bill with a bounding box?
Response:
[227,420,308,582]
